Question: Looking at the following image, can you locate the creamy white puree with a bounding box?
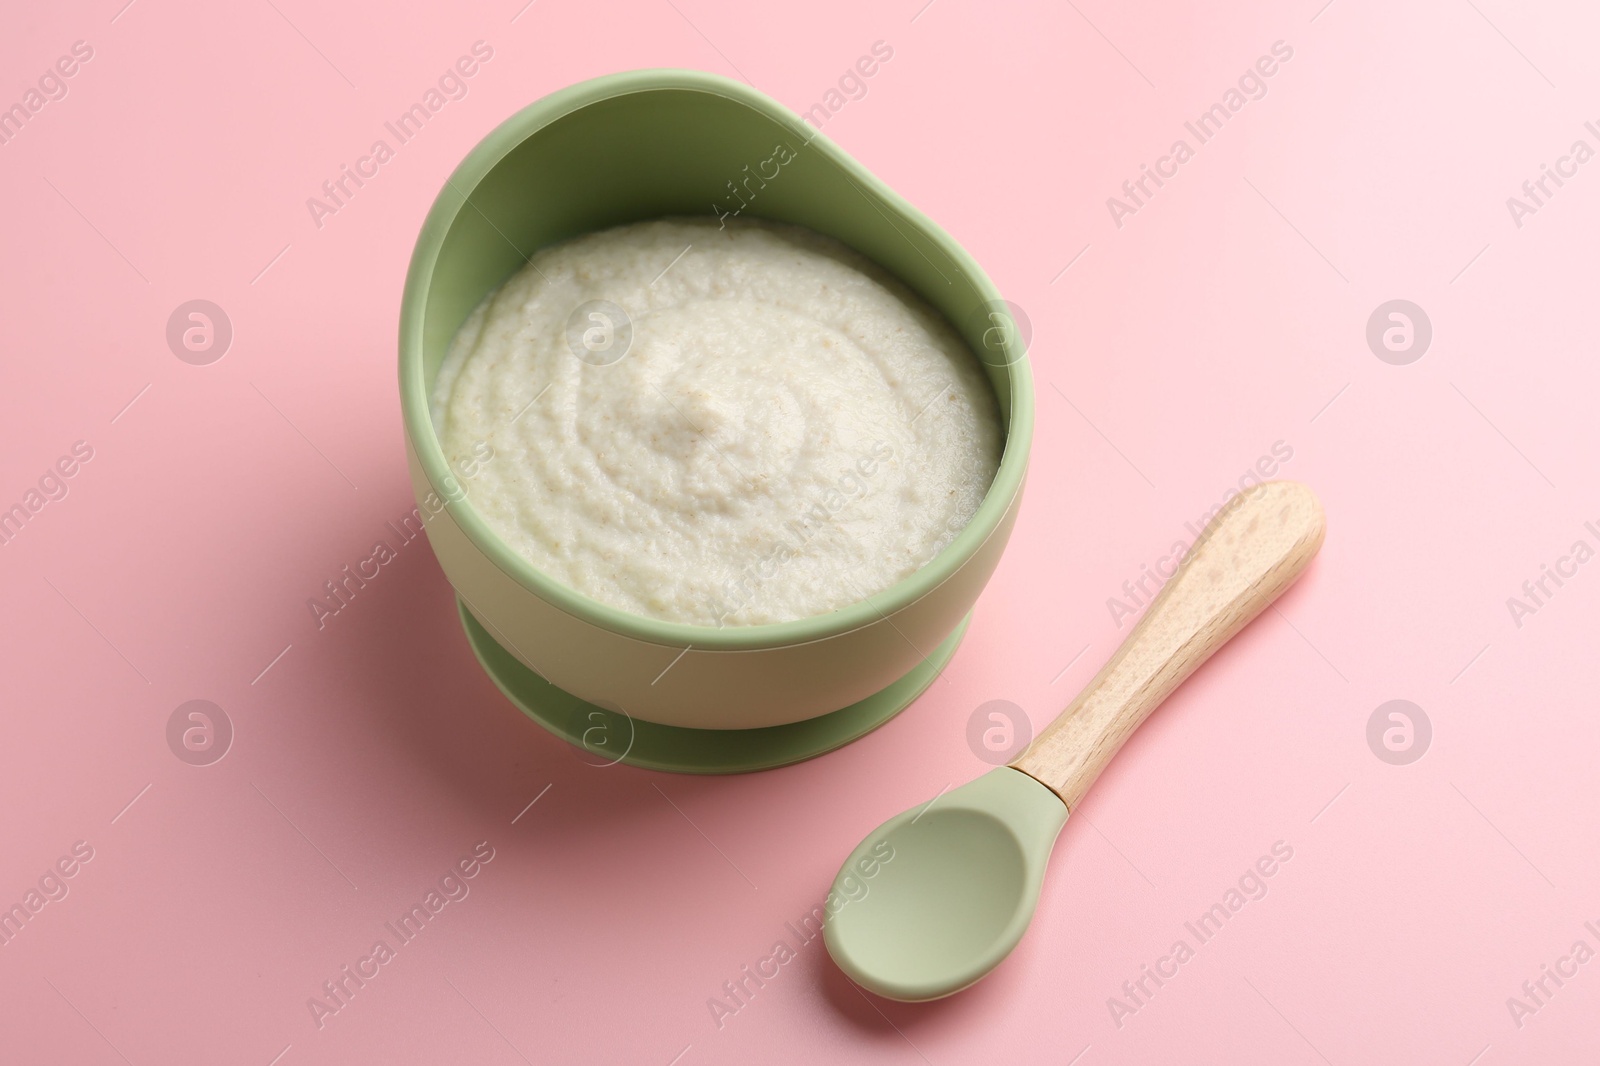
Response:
[431,217,1001,626]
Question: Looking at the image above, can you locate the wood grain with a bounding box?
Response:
[1011,481,1326,809]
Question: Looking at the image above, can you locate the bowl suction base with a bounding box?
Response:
[456,598,970,774]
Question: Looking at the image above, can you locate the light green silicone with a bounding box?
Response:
[823,768,1069,1000]
[399,69,1034,736]
[460,599,971,774]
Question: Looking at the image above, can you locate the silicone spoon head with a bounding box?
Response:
[823,767,1069,1001]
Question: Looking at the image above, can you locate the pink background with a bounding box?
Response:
[4,0,1598,1062]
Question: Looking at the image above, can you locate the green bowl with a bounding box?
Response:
[399,70,1033,758]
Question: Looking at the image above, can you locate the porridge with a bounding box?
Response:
[430,217,1002,626]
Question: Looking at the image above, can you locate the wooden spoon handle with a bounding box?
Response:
[1011,481,1325,809]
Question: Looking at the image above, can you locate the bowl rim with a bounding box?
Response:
[399,68,1034,652]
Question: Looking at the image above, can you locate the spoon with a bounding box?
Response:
[823,480,1326,1001]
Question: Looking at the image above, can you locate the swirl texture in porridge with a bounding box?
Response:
[431,217,1002,626]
